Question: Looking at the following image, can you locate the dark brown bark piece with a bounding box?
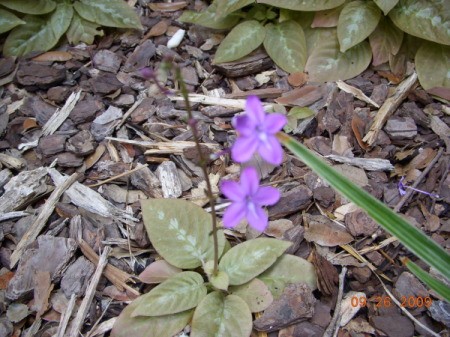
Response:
[55,152,84,168]
[61,256,95,298]
[0,57,15,77]
[66,130,96,156]
[89,72,123,95]
[214,50,273,77]
[123,40,156,72]
[268,185,312,219]
[371,315,414,337]
[37,134,67,157]
[70,99,104,125]
[16,62,66,89]
[93,50,122,73]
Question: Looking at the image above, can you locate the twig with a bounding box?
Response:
[9,172,79,268]
[68,246,111,337]
[87,163,148,187]
[323,267,347,337]
[56,293,76,337]
[394,147,444,212]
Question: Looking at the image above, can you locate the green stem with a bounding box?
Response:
[175,68,220,275]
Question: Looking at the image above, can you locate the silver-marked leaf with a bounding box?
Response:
[3,3,73,57]
[178,2,239,30]
[215,0,254,17]
[74,0,143,30]
[373,0,399,15]
[210,270,229,291]
[264,20,307,73]
[311,5,345,28]
[369,16,403,66]
[219,238,291,286]
[214,20,266,63]
[305,29,372,82]
[280,9,315,30]
[258,254,317,298]
[0,9,25,34]
[0,0,55,15]
[416,42,450,90]
[66,12,104,45]
[257,0,345,11]
[338,0,381,52]
[140,199,225,269]
[389,0,450,45]
[132,272,206,317]
[229,278,273,312]
[191,292,252,337]
[111,296,193,337]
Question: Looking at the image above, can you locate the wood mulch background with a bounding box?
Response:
[0,1,449,337]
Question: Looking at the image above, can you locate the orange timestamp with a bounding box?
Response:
[351,295,433,308]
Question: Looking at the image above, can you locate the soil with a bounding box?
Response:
[0,1,449,337]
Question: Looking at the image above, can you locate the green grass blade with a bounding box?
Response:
[403,258,450,302]
[279,133,450,280]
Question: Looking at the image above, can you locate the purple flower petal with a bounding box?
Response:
[233,115,255,136]
[231,135,258,163]
[246,95,265,124]
[222,202,247,228]
[253,186,280,205]
[220,180,245,202]
[246,203,268,232]
[263,113,287,134]
[240,167,260,195]
[258,135,284,165]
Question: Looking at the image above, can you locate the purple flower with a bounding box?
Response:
[231,96,287,165]
[220,167,280,231]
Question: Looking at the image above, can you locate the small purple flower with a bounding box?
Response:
[220,167,280,231]
[398,177,440,198]
[232,96,287,165]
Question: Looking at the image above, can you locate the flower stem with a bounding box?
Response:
[174,67,219,275]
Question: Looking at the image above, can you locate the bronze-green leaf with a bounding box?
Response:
[74,0,143,30]
[257,0,345,11]
[337,0,381,52]
[140,199,225,269]
[373,0,399,15]
[215,0,254,17]
[3,3,73,57]
[111,296,193,337]
[214,20,266,64]
[258,254,317,298]
[0,0,56,15]
[229,279,273,312]
[132,271,207,317]
[264,20,307,73]
[389,0,450,45]
[66,12,104,45]
[369,16,404,66]
[178,2,240,30]
[191,292,252,337]
[416,41,450,90]
[305,29,372,82]
[219,238,291,286]
[0,9,25,34]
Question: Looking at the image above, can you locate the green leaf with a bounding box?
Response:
[369,16,404,66]
[263,20,307,73]
[74,0,143,30]
[403,259,450,302]
[305,29,372,82]
[338,0,381,52]
[258,254,317,298]
[280,9,315,30]
[140,199,225,269]
[111,296,193,337]
[284,107,315,133]
[0,9,25,34]
[278,133,450,281]
[416,41,450,90]
[215,0,254,17]
[373,0,399,15]
[0,0,56,15]
[389,0,450,45]
[178,2,240,30]
[210,270,229,291]
[132,272,207,317]
[191,292,252,337]
[3,3,73,57]
[214,20,266,64]
[257,0,345,11]
[229,278,273,312]
[219,238,291,286]
[66,12,104,45]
